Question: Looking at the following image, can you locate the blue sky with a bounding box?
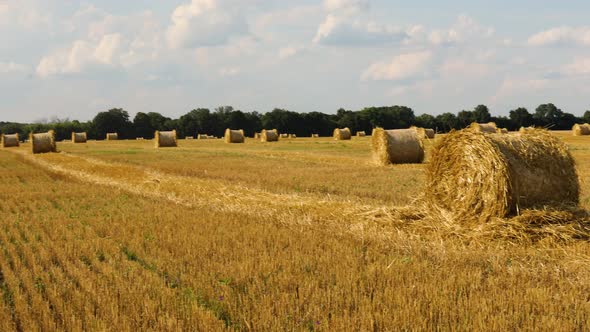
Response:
[1,0,590,122]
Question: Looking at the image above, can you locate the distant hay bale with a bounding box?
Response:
[71,132,87,143]
[261,129,279,142]
[333,128,352,140]
[1,133,20,148]
[155,130,177,148]
[106,133,118,141]
[30,130,56,154]
[311,134,319,138]
[207,135,215,139]
[254,132,261,139]
[288,134,296,138]
[424,128,435,138]
[280,133,288,138]
[372,128,425,165]
[469,122,497,133]
[496,128,509,134]
[136,137,144,140]
[197,134,208,140]
[356,131,366,137]
[224,129,245,143]
[426,128,579,221]
[185,136,194,140]
[572,123,590,136]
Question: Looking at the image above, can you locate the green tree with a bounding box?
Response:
[93,108,133,139]
[509,107,533,129]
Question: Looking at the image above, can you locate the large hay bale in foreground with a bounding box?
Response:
[372,128,425,165]
[1,133,19,148]
[356,131,366,137]
[333,128,351,140]
[106,133,118,141]
[572,123,590,136]
[224,129,245,143]
[426,129,579,221]
[155,130,177,148]
[261,129,278,142]
[71,132,87,143]
[31,130,56,154]
[469,122,497,133]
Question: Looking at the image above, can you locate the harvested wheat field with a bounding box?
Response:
[0,132,589,330]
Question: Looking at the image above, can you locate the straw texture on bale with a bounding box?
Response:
[356,131,366,137]
[372,128,425,165]
[106,133,118,141]
[333,128,352,140]
[469,122,497,133]
[426,128,579,221]
[155,130,177,148]
[496,128,508,134]
[572,123,590,136]
[311,134,319,138]
[411,126,434,139]
[31,130,56,154]
[519,126,535,134]
[224,129,245,143]
[1,133,20,148]
[261,129,279,142]
[197,134,208,140]
[71,132,87,143]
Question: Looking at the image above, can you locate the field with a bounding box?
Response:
[1,133,589,330]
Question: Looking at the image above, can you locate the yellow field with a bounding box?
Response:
[1,133,589,330]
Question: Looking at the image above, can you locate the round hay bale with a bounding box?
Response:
[197,134,208,140]
[254,132,261,139]
[356,131,366,137]
[224,129,245,143]
[155,130,177,148]
[311,134,319,138]
[207,135,216,139]
[424,128,435,139]
[1,133,20,148]
[261,129,279,142]
[333,128,351,140]
[30,130,56,154]
[136,137,144,140]
[106,133,118,141]
[469,122,497,133]
[71,132,87,143]
[572,123,590,136]
[426,128,579,221]
[289,134,296,139]
[279,133,288,138]
[185,136,194,140]
[372,128,425,165]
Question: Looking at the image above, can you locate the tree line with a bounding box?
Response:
[1,103,589,141]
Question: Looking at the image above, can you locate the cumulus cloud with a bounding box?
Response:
[166,0,247,49]
[313,15,408,45]
[361,51,432,81]
[528,26,590,46]
[323,0,369,14]
[428,14,494,46]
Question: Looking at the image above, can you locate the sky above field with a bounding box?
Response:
[1,0,590,122]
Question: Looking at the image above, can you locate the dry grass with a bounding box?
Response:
[1,131,590,330]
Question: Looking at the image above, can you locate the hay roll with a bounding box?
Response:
[207,135,216,139]
[186,136,194,140]
[71,132,87,143]
[197,134,208,140]
[356,131,366,137]
[424,128,435,139]
[106,133,118,141]
[1,133,20,148]
[31,130,56,154]
[572,123,590,136]
[311,134,319,138]
[224,129,245,143]
[155,130,177,148]
[333,128,351,140]
[469,122,497,133]
[280,133,288,138]
[288,134,296,139]
[372,128,425,165]
[427,129,579,221]
[261,129,279,142]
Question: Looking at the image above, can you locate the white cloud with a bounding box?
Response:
[492,77,550,102]
[166,0,247,49]
[0,62,29,74]
[0,1,51,30]
[324,0,369,14]
[563,57,590,76]
[361,51,432,81]
[313,15,408,45]
[528,26,590,46]
[428,14,494,46]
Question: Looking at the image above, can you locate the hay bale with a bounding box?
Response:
[280,133,288,138]
[496,128,509,134]
[424,128,435,138]
[372,128,425,165]
[311,134,319,138]
[186,136,194,140]
[1,133,19,148]
[519,126,535,134]
[261,129,278,142]
[288,134,296,139]
[136,137,144,140]
[224,129,245,143]
[30,130,56,154]
[207,135,216,139]
[469,122,497,133]
[572,123,590,136]
[106,133,118,141]
[356,131,366,137]
[197,134,208,140]
[333,128,352,140]
[71,132,87,143]
[426,128,579,221]
[254,132,261,139]
[155,130,177,148]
